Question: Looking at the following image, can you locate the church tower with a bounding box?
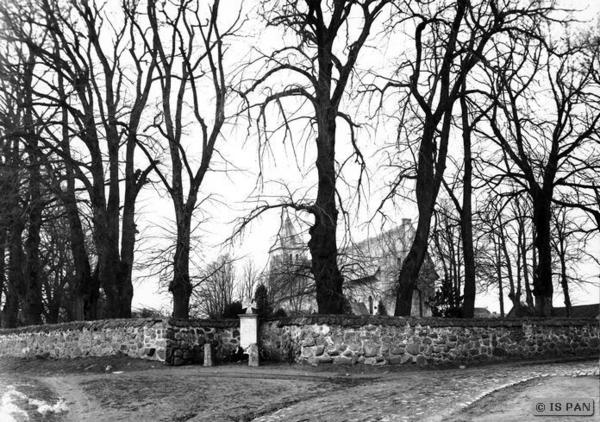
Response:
[270,209,305,263]
[267,209,315,314]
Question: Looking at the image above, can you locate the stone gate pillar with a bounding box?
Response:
[239,309,259,367]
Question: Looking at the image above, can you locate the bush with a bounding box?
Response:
[222,301,243,319]
[272,308,287,318]
[254,284,273,317]
[341,295,354,314]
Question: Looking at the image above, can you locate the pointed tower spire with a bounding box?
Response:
[270,208,303,257]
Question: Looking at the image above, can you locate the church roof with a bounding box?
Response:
[343,219,439,282]
[345,268,380,286]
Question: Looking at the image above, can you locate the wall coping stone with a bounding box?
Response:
[0,317,243,336]
[168,318,239,328]
[0,318,165,335]
[262,315,599,328]
[0,316,596,336]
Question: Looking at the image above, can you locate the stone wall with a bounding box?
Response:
[0,318,241,365]
[165,318,240,365]
[0,319,167,361]
[0,316,598,367]
[260,315,600,366]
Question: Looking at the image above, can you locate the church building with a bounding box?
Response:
[342,220,438,317]
[267,212,438,316]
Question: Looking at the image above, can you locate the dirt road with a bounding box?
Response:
[0,356,597,421]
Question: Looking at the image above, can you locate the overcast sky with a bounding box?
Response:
[130,0,600,315]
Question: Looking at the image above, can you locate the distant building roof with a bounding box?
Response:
[551,304,600,319]
[506,303,531,318]
[474,307,494,318]
[507,303,600,318]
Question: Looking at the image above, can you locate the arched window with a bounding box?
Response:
[368,296,373,315]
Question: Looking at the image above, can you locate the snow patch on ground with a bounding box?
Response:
[0,386,30,422]
[29,397,70,415]
[0,384,69,421]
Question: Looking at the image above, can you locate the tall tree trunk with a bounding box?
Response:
[527,225,537,308]
[116,133,147,319]
[101,129,129,318]
[460,90,476,318]
[23,177,44,325]
[395,215,434,315]
[395,118,447,316]
[55,65,96,320]
[499,218,519,309]
[308,109,344,314]
[171,205,193,319]
[532,189,554,317]
[493,238,505,318]
[2,282,19,328]
[555,220,571,317]
[3,135,24,327]
[0,227,6,327]
[8,210,25,327]
[21,53,44,325]
[520,215,534,309]
[558,244,571,317]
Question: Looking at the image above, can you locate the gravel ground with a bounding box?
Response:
[0,355,598,422]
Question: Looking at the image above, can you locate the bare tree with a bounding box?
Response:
[0,20,48,326]
[0,62,24,326]
[476,22,600,316]
[241,0,391,314]
[376,0,551,316]
[237,260,262,305]
[550,205,597,316]
[191,254,236,319]
[429,202,464,315]
[0,0,160,319]
[139,0,243,319]
[266,253,314,314]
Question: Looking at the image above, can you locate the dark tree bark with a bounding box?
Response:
[243,0,390,314]
[172,207,194,319]
[19,0,158,318]
[490,232,505,318]
[383,0,553,316]
[480,35,600,316]
[309,55,345,314]
[392,0,468,316]
[515,201,534,310]
[0,43,45,326]
[442,87,476,318]
[21,51,45,326]
[459,91,476,318]
[531,188,554,316]
[140,0,237,318]
[55,69,96,320]
[7,156,25,327]
[527,225,537,309]
[551,207,578,317]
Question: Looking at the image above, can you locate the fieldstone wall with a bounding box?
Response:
[0,319,167,361]
[0,318,241,366]
[1,315,597,367]
[165,318,240,365]
[260,315,600,366]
